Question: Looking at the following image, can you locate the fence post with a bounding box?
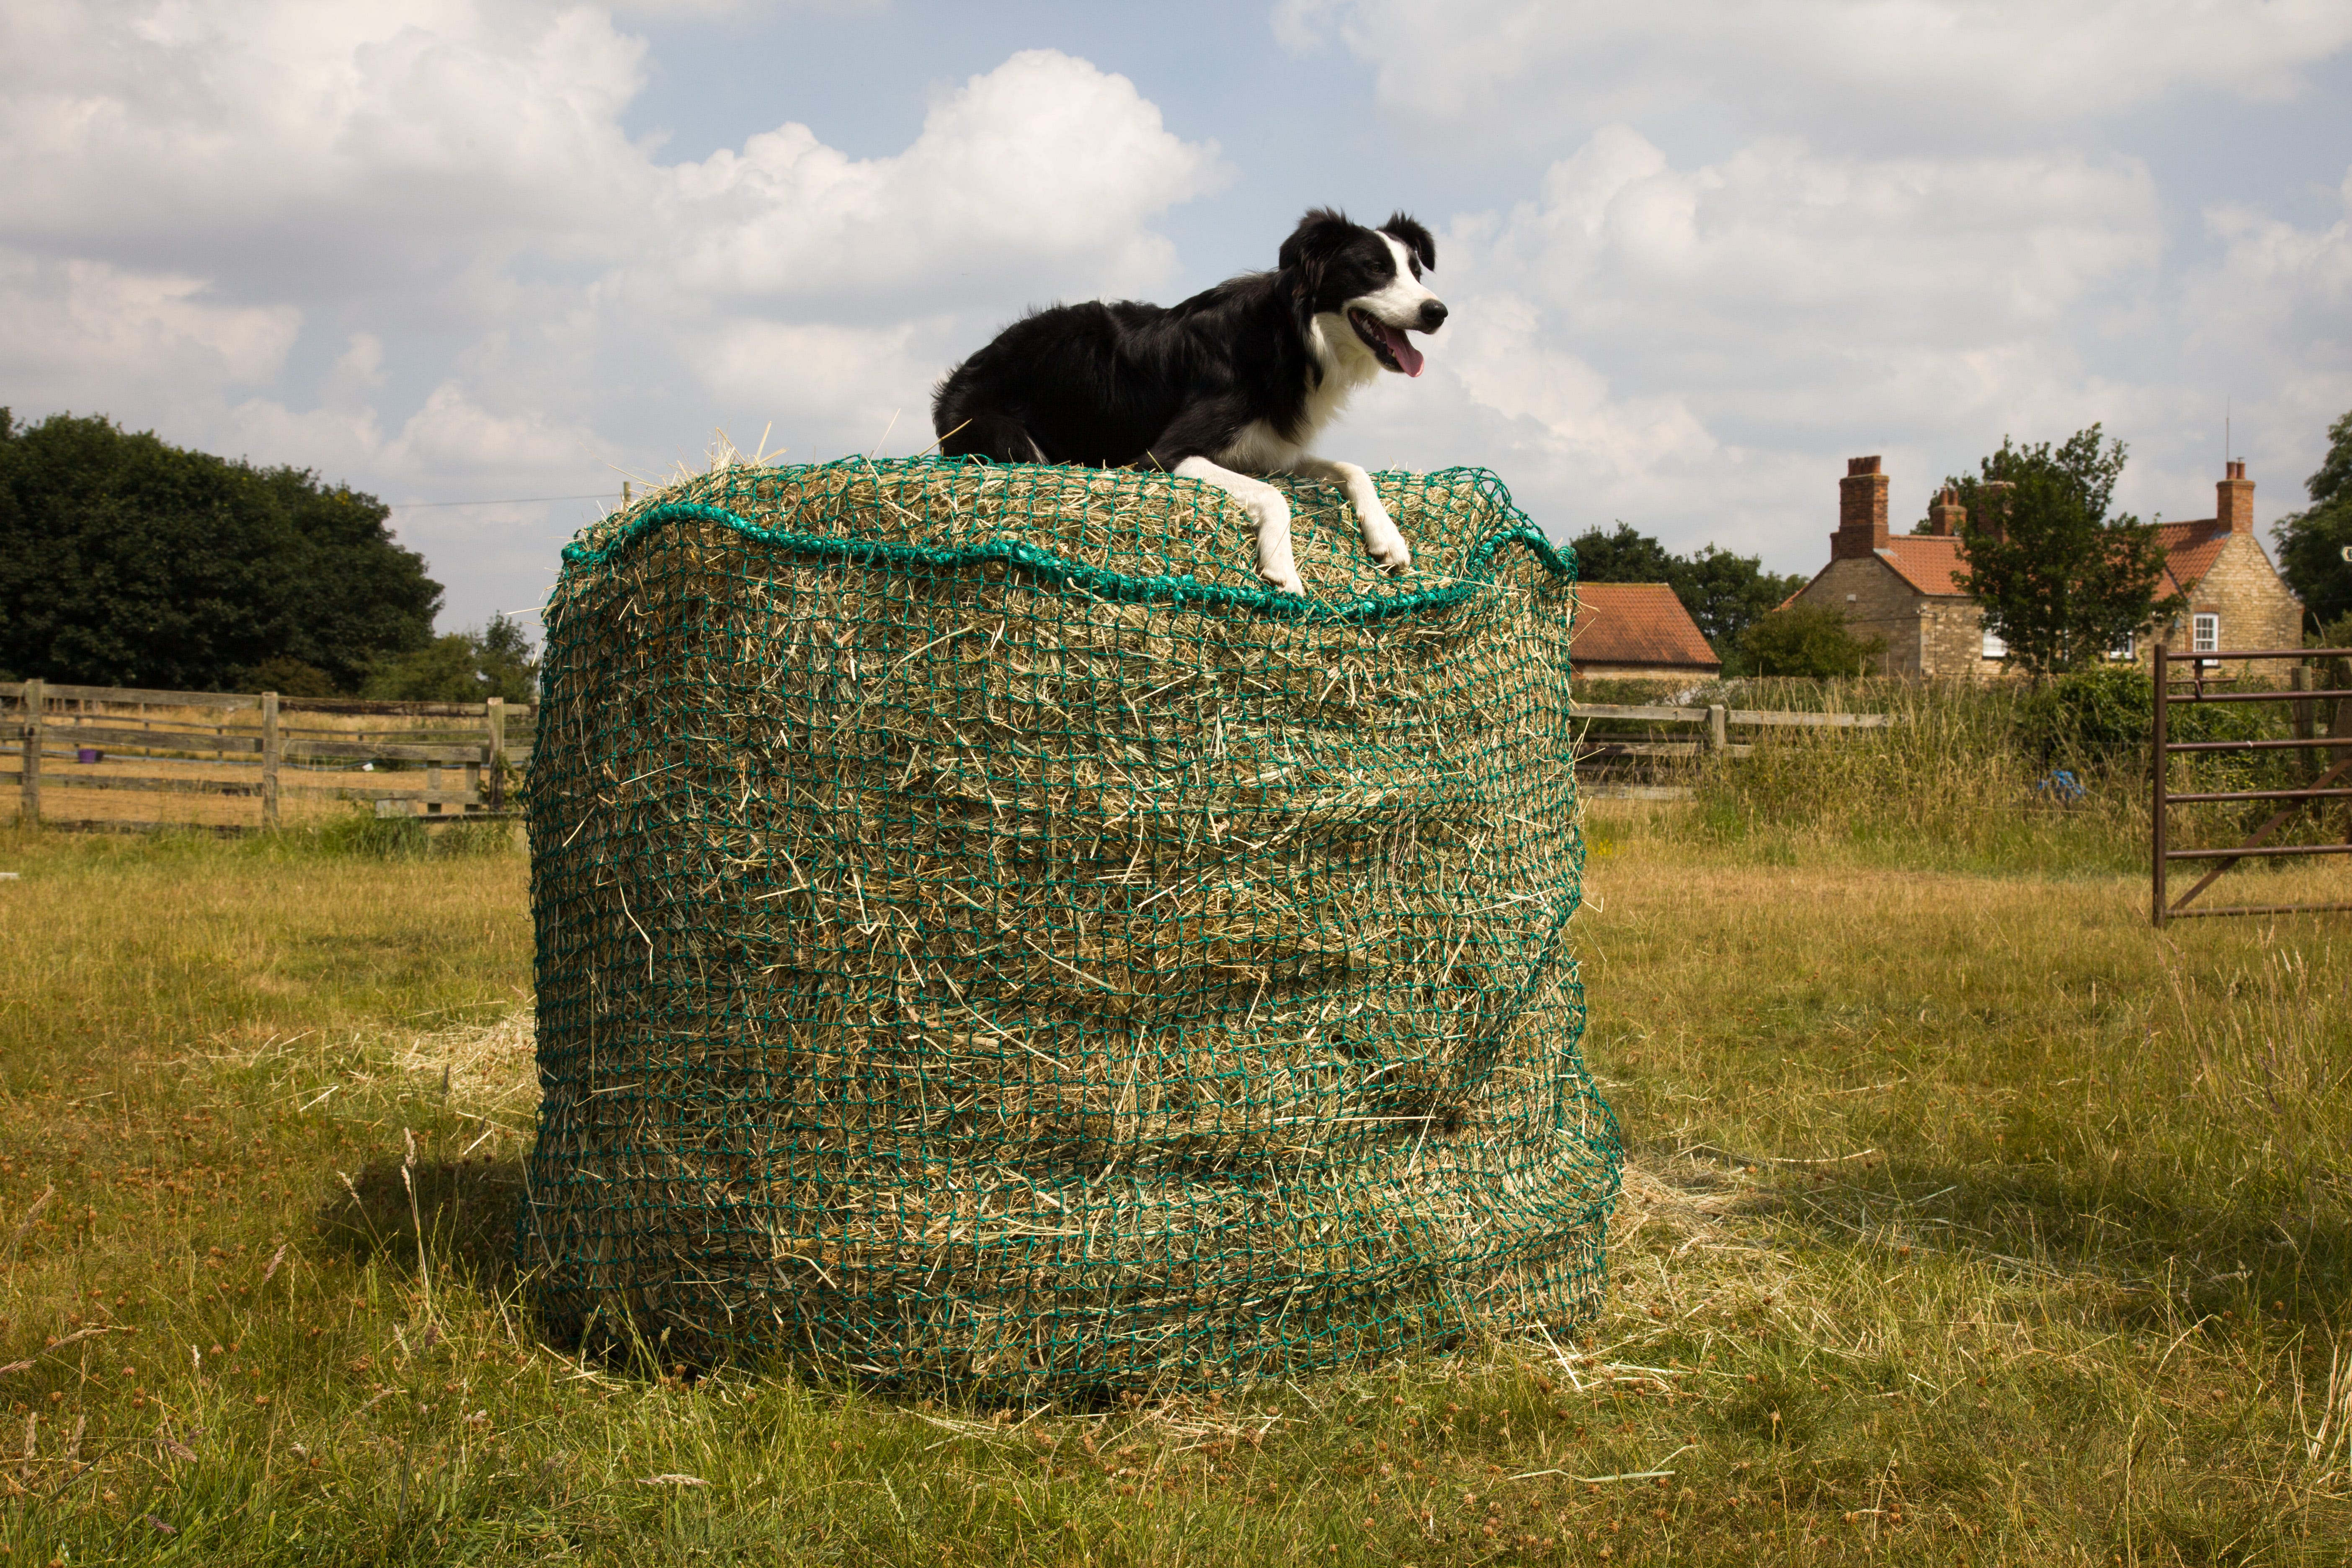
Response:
[485,698,506,813]
[1707,704,1728,754]
[2152,635,2169,927]
[260,691,281,828]
[18,678,40,826]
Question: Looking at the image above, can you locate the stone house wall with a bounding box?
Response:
[1919,598,1991,679]
[2179,534,2305,652]
[1796,558,1923,676]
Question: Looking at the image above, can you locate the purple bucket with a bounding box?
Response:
[75,747,103,764]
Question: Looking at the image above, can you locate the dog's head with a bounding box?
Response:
[1279,208,1446,377]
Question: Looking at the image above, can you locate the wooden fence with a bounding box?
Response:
[1572,701,1894,800]
[4,679,536,834]
[7,681,1884,828]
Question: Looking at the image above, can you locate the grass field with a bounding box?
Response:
[0,808,2344,1565]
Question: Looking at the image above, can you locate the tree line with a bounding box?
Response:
[0,410,536,701]
[8,405,2347,697]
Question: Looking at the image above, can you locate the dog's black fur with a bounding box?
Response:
[931,208,1442,471]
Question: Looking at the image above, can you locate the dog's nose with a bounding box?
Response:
[1418,299,1448,332]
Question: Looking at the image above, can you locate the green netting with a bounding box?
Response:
[516,455,1619,1395]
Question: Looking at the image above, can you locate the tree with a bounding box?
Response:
[2272,407,2352,632]
[1567,521,1680,586]
[362,614,539,703]
[0,409,441,691]
[1567,521,1805,673]
[1945,425,2183,677]
[1738,603,1884,678]
[1671,544,1808,660]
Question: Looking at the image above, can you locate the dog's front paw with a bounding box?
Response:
[1355,496,1412,573]
[1250,493,1307,596]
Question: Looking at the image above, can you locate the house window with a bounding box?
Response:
[2108,631,2135,661]
[1981,626,2007,658]
[2192,613,2219,653]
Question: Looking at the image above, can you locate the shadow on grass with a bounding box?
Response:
[317,1154,524,1288]
[1707,1137,2352,1330]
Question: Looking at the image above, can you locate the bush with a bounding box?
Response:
[2018,663,2151,761]
[361,614,538,703]
[245,655,340,698]
[1739,603,1885,678]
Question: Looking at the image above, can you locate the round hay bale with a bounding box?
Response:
[517,456,1618,1394]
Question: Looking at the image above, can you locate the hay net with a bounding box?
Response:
[519,455,1619,1395]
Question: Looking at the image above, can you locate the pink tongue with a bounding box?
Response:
[1380,320,1425,377]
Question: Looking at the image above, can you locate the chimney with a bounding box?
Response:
[1831,455,1890,560]
[2217,459,2253,534]
[1926,485,1965,537]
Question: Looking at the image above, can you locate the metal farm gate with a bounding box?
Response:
[2152,642,2352,926]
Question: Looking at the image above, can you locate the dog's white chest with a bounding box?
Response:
[1219,316,1382,475]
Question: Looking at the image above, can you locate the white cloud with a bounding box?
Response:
[0,1,653,290]
[1313,126,2176,560]
[5,0,2343,632]
[1274,0,2352,149]
[0,248,301,407]
[658,49,1228,312]
[2126,165,2352,520]
[0,7,1224,625]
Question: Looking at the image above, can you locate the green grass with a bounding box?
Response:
[1650,671,2352,883]
[0,815,2345,1565]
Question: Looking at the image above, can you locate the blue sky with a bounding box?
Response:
[3,0,2348,631]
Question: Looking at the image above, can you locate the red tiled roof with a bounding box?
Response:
[2152,519,2230,596]
[1571,583,1721,670]
[1868,521,2234,599]
[1880,535,1969,596]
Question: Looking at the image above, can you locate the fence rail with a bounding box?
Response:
[2151,644,2352,926]
[1570,701,1892,796]
[6,678,535,835]
[11,682,1881,828]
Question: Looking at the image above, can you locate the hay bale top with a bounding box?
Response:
[553,456,1571,621]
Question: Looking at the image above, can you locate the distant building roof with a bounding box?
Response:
[1572,583,1721,671]
[1873,518,2235,599]
[2152,518,2231,596]
[1880,534,1968,596]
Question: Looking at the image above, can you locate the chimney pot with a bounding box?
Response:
[1927,485,1966,537]
[1847,455,1883,477]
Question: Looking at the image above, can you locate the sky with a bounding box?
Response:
[3,0,2348,634]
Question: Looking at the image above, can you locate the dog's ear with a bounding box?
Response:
[1279,207,1357,274]
[1381,212,1437,273]
[1280,208,1356,341]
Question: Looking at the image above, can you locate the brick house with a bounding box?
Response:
[1787,455,2303,678]
[1571,583,1722,678]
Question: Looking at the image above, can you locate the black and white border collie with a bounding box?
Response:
[931,208,1446,596]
